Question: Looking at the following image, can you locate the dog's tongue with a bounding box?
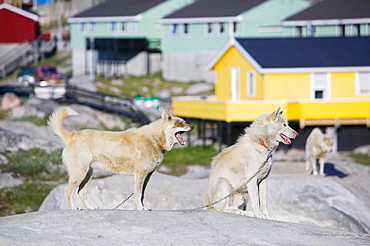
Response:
[175,133,185,146]
[280,133,291,144]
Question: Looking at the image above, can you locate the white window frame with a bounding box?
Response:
[182,23,190,37]
[170,24,178,36]
[205,23,213,36]
[231,66,240,101]
[130,21,138,33]
[356,72,370,95]
[79,23,86,33]
[219,22,225,36]
[89,22,96,33]
[246,70,256,98]
[121,21,126,33]
[109,22,116,33]
[311,73,331,100]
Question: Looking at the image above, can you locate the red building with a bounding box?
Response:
[0,3,40,43]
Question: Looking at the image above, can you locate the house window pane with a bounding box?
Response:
[183,23,189,35]
[220,22,224,34]
[207,23,212,34]
[315,90,324,99]
[312,73,329,99]
[171,24,178,35]
[246,70,256,98]
[358,72,370,94]
[90,22,96,33]
[80,23,85,32]
[233,22,237,33]
[109,22,116,32]
[121,22,126,32]
[130,21,137,32]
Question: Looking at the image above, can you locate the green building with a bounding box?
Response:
[159,0,310,82]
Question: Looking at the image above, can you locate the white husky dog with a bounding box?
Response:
[205,108,298,219]
[48,107,194,211]
[305,127,333,176]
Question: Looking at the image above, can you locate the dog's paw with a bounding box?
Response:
[72,206,83,210]
[139,206,151,211]
[87,205,99,210]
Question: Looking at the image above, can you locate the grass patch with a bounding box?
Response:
[0,148,66,216]
[96,74,201,98]
[0,181,64,216]
[160,146,218,176]
[13,116,49,126]
[4,148,64,181]
[349,153,370,165]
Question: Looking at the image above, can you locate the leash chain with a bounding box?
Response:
[192,150,273,210]
[113,151,273,211]
[113,192,134,210]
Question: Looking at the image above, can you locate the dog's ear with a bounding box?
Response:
[279,108,284,115]
[266,107,281,121]
[169,110,176,117]
[162,110,172,122]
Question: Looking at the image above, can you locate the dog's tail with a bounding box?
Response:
[48,106,78,143]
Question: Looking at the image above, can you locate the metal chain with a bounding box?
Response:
[192,150,273,210]
[113,151,273,211]
[113,192,134,210]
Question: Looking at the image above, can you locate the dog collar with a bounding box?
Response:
[259,139,270,151]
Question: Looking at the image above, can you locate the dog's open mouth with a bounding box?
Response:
[280,133,292,145]
[175,131,186,146]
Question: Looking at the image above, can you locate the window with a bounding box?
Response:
[357,72,370,95]
[121,22,126,32]
[109,22,116,32]
[89,22,96,33]
[130,21,138,33]
[219,22,225,34]
[312,73,330,100]
[338,25,346,37]
[233,22,237,33]
[353,24,361,36]
[79,23,85,33]
[183,23,189,35]
[246,71,256,98]
[206,23,212,35]
[294,26,302,37]
[231,66,240,101]
[170,24,178,36]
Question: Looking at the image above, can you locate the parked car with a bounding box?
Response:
[17,65,66,87]
[34,65,66,86]
[17,66,35,87]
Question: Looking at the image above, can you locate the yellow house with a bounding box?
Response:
[173,37,370,150]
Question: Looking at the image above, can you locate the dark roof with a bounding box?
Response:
[285,0,370,21]
[235,37,370,68]
[164,0,266,19]
[73,0,166,18]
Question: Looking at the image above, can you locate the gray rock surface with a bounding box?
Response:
[39,156,370,234]
[0,172,23,189]
[0,210,369,246]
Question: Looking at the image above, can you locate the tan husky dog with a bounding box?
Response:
[48,106,194,210]
[205,108,298,219]
[305,127,333,176]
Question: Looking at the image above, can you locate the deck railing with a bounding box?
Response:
[173,96,370,128]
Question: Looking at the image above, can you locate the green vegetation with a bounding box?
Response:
[13,116,49,126]
[0,148,67,216]
[95,74,210,98]
[160,146,218,176]
[349,153,370,165]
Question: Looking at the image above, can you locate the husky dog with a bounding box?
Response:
[48,107,194,210]
[305,128,333,176]
[205,108,298,219]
